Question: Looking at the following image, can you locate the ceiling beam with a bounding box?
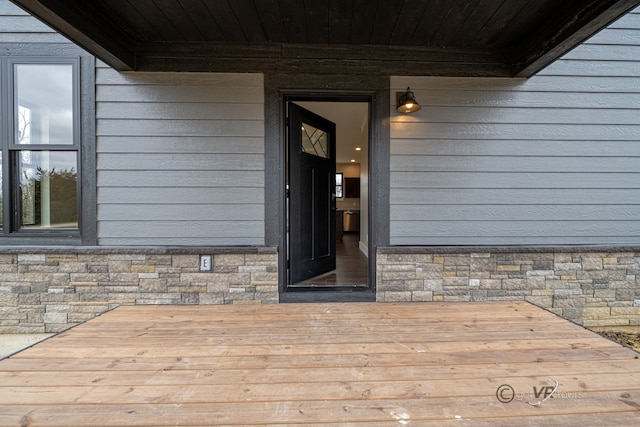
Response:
[134,42,513,77]
[513,0,640,77]
[9,0,136,71]
[10,0,640,77]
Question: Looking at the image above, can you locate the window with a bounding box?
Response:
[0,51,95,244]
[336,173,343,198]
[14,62,77,230]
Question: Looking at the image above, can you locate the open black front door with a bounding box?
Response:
[288,103,337,284]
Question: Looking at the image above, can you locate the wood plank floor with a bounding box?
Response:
[292,232,369,287]
[1,301,639,426]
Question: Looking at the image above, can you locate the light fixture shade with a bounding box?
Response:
[396,87,422,113]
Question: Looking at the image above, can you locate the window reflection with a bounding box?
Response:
[15,64,73,145]
[19,151,77,229]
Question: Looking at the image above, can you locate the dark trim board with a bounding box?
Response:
[133,43,512,77]
[264,73,390,301]
[279,289,375,303]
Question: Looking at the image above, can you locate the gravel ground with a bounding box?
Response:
[597,330,640,352]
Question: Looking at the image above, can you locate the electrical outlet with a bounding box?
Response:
[199,255,212,272]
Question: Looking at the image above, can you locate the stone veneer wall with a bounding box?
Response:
[0,247,278,333]
[377,247,640,329]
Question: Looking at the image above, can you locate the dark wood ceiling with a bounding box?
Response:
[10,0,640,77]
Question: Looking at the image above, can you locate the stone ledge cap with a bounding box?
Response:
[378,245,640,254]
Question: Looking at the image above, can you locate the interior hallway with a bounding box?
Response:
[292,232,368,287]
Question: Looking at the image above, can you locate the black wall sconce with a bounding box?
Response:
[396,87,422,113]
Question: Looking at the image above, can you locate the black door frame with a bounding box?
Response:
[264,74,390,302]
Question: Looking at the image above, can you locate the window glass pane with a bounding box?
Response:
[301,122,329,158]
[336,173,343,198]
[15,64,74,145]
[19,151,77,229]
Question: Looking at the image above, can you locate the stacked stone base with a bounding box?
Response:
[4,245,640,333]
[0,247,278,333]
[377,247,640,328]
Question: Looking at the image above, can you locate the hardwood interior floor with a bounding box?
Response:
[292,232,368,287]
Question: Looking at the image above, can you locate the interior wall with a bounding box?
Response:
[337,162,361,211]
[359,127,370,256]
[338,163,360,177]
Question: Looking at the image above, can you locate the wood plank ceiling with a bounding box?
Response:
[10,0,640,77]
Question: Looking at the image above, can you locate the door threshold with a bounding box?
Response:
[286,285,369,292]
[280,289,375,303]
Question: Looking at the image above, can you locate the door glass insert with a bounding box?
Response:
[301,122,328,158]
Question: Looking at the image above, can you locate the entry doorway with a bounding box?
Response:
[284,97,371,294]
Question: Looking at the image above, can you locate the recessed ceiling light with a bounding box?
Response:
[350,159,356,163]
[355,147,361,151]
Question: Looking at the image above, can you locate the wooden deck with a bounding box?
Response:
[1,301,639,426]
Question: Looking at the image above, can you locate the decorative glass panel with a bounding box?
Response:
[15,64,74,145]
[19,150,77,229]
[301,122,329,158]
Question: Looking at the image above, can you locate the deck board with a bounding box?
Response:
[1,301,639,425]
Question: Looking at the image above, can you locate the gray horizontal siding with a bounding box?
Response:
[392,205,640,221]
[98,221,264,241]
[392,156,640,173]
[98,187,264,204]
[0,0,67,43]
[406,89,640,108]
[97,119,263,137]
[390,76,640,93]
[391,189,640,205]
[97,102,264,120]
[98,170,264,187]
[96,65,265,246]
[97,136,263,154]
[401,107,640,125]
[393,123,640,140]
[392,221,640,239]
[390,8,640,246]
[392,172,640,189]
[99,204,263,221]
[392,139,640,156]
